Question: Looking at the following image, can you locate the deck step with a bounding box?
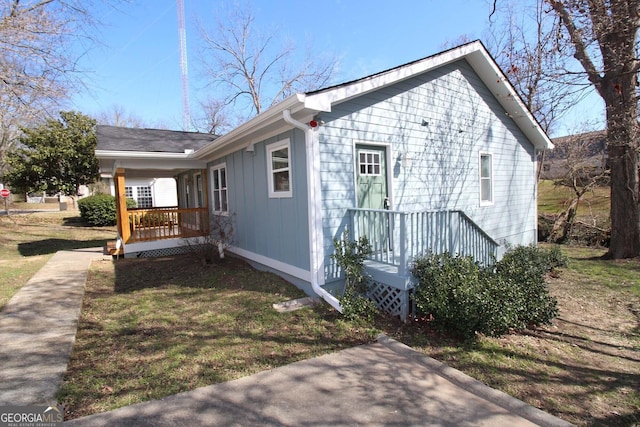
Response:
[105,240,120,256]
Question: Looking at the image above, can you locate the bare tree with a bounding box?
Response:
[543,0,640,259]
[486,1,589,135]
[192,97,230,135]
[489,0,639,258]
[486,2,601,240]
[0,0,103,175]
[95,104,146,128]
[198,3,337,119]
[547,129,609,242]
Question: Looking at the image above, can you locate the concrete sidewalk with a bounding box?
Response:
[0,247,106,406]
[0,248,573,426]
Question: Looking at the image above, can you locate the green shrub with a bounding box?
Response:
[78,194,136,226]
[331,230,379,324]
[495,245,564,326]
[411,245,563,339]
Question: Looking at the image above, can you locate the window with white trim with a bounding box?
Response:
[480,153,493,205]
[358,150,382,175]
[267,139,292,198]
[125,185,153,208]
[211,164,228,213]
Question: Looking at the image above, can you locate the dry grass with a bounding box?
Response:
[390,245,640,426]
[8,211,637,425]
[538,180,610,219]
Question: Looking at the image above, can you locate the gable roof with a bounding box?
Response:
[195,40,552,159]
[96,125,216,153]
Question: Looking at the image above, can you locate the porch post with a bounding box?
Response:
[399,212,407,276]
[201,168,210,234]
[114,168,131,243]
[201,168,209,208]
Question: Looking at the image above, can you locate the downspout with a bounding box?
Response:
[283,109,342,313]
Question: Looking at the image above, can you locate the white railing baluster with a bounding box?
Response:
[346,208,498,272]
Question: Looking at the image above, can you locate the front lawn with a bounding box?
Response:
[58,254,377,419]
[0,212,116,309]
[58,245,640,426]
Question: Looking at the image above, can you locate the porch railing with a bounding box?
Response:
[348,208,499,275]
[126,207,209,243]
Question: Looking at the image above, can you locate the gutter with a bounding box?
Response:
[282,109,342,313]
[194,95,305,159]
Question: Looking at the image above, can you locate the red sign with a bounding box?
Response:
[1,189,10,198]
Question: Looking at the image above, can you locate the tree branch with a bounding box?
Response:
[546,0,604,94]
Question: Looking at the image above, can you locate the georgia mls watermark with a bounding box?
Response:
[0,405,63,427]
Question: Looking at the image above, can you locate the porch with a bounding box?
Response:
[109,167,211,257]
[127,207,210,242]
[347,208,499,319]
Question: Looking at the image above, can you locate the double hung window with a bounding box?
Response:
[267,139,292,198]
[211,165,228,213]
[480,153,493,205]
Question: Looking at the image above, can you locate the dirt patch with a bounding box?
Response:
[518,272,640,424]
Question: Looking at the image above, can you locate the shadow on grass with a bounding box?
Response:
[59,252,375,419]
[384,309,640,427]
[18,238,111,256]
[61,216,110,227]
[112,253,306,297]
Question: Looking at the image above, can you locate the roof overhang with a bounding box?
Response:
[96,150,207,178]
[193,94,320,160]
[302,41,553,151]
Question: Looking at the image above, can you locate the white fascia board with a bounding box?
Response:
[304,42,484,109]
[113,158,207,170]
[96,150,194,160]
[96,150,207,170]
[465,49,554,151]
[193,94,316,160]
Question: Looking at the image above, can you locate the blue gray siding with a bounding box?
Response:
[318,59,538,280]
[208,129,311,272]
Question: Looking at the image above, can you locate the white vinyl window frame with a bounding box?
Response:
[479,152,494,206]
[210,164,228,214]
[124,185,153,208]
[267,139,292,198]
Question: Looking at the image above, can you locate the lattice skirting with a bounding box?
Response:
[368,282,410,320]
[132,246,194,258]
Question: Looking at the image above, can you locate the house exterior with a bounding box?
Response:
[96,41,553,319]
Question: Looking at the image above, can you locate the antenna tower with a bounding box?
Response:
[177,0,190,130]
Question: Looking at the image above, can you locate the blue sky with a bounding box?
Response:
[71,0,602,136]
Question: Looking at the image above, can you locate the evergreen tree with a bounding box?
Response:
[3,111,98,196]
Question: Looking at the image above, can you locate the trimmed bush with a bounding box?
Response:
[411,245,563,339]
[78,194,136,226]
